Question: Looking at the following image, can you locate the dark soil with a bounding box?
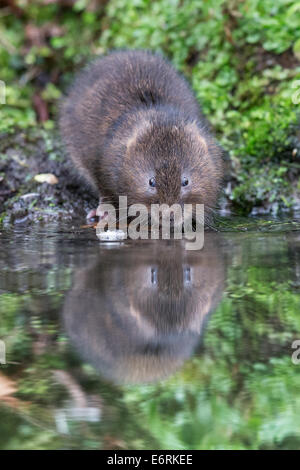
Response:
[0,128,98,226]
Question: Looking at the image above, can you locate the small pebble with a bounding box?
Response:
[34,173,58,185]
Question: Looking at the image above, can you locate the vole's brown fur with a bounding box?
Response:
[59,50,223,218]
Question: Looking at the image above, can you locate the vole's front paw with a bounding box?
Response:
[86,208,98,222]
[86,200,109,223]
[96,204,109,221]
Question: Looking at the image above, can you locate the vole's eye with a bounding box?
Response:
[149,177,156,188]
[182,177,189,187]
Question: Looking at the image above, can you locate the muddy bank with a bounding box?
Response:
[0,128,98,226]
[1,127,300,227]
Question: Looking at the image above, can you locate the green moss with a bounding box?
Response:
[99,0,300,212]
[1,0,300,212]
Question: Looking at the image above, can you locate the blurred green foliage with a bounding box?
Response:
[0,0,300,211]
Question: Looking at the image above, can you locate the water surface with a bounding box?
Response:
[0,218,300,449]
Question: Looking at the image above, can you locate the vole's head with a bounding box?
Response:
[120,114,223,223]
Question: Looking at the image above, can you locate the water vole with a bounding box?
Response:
[59,50,223,222]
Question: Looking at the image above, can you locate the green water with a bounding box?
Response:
[0,219,300,450]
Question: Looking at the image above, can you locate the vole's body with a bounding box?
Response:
[60,50,223,218]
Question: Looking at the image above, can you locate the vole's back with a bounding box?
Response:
[60,50,202,188]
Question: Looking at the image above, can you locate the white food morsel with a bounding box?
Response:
[96,229,127,241]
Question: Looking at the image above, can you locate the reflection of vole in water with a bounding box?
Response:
[59,50,223,222]
[62,237,225,384]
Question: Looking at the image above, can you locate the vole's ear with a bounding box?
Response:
[184,121,208,154]
[125,120,153,155]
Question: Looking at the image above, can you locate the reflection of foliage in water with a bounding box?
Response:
[123,275,300,449]
[119,234,300,449]
[0,232,300,449]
